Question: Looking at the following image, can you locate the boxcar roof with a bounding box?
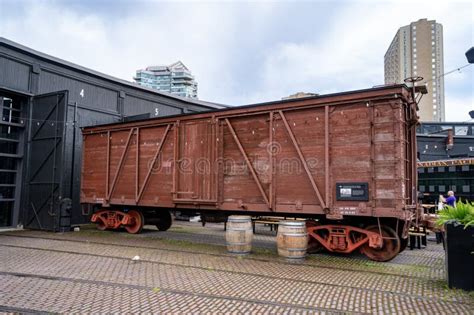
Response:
[0,37,226,110]
[82,84,412,133]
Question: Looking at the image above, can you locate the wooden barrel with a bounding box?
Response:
[277,220,308,259]
[226,215,253,254]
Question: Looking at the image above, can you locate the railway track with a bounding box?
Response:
[0,234,472,314]
[0,271,332,314]
[0,235,470,308]
[0,305,52,315]
[0,233,444,281]
[0,241,449,303]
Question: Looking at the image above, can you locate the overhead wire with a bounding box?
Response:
[420,63,472,86]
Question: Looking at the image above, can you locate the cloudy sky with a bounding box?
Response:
[1,0,472,120]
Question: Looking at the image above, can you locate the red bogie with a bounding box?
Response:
[307,224,383,254]
[307,224,401,262]
[91,210,144,234]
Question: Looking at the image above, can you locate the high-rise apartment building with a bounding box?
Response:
[134,61,198,99]
[384,19,445,121]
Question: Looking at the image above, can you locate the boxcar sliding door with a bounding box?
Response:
[174,119,217,204]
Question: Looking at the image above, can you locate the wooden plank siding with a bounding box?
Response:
[81,85,418,221]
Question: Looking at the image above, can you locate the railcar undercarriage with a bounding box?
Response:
[89,207,407,262]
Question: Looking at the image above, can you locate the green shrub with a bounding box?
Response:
[436,199,474,229]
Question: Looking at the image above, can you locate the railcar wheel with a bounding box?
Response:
[96,220,107,231]
[360,225,400,262]
[156,210,173,231]
[306,220,324,254]
[96,221,107,231]
[124,210,144,234]
[95,212,107,231]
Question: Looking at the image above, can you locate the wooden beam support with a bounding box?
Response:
[278,110,327,209]
[324,105,330,208]
[136,124,171,203]
[225,118,271,208]
[105,131,110,200]
[269,111,275,210]
[107,128,134,201]
[135,128,140,203]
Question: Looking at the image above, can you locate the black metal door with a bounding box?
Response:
[25,92,68,231]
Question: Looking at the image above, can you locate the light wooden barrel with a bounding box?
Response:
[226,215,253,254]
[277,220,308,259]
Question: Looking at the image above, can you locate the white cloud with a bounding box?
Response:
[0,0,472,120]
[256,0,473,117]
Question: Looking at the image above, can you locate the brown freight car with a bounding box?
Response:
[80,84,420,261]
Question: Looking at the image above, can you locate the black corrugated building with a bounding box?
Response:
[0,37,225,231]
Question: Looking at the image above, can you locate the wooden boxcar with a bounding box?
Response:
[81,85,420,261]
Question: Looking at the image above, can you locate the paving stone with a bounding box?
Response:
[0,223,472,314]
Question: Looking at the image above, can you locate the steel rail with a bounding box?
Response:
[0,240,456,305]
[0,269,342,313]
[0,234,443,281]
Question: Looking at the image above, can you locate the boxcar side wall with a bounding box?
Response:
[81,86,417,222]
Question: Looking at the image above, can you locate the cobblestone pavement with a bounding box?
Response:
[0,222,472,314]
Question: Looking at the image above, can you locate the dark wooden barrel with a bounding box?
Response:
[277,220,308,259]
[226,215,253,254]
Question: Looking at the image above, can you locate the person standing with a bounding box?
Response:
[444,191,457,207]
[435,191,456,247]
